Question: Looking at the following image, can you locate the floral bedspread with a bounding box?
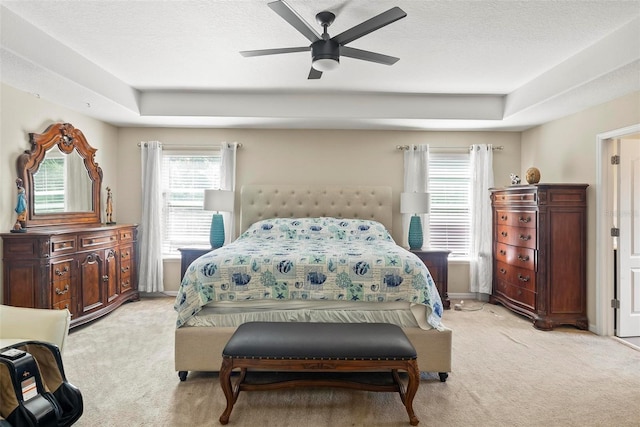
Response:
[174,217,443,329]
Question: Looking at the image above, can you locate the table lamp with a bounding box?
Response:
[203,189,235,248]
[400,192,430,250]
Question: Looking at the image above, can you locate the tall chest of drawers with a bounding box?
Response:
[489,184,588,330]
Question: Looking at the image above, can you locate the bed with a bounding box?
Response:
[174,185,452,380]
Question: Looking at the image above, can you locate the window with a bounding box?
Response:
[161,151,221,256]
[428,151,471,257]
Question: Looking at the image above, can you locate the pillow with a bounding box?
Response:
[240,217,393,242]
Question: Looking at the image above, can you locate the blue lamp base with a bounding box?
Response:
[408,215,423,250]
[210,213,225,248]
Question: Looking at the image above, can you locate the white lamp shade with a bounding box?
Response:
[400,192,430,214]
[312,58,339,72]
[203,189,234,212]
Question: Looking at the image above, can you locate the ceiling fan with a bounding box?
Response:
[240,0,407,79]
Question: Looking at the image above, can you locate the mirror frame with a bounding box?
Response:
[17,123,102,228]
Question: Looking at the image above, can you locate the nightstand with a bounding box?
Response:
[410,249,451,309]
[178,247,212,280]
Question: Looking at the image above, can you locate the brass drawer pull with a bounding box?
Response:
[121,251,130,258]
[55,284,69,295]
[499,250,506,256]
[121,266,130,273]
[518,274,530,282]
[517,255,530,262]
[519,234,531,241]
[121,280,130,287]
[501,231,508,237]
[500,215,508,221]
[102,275,109,282]
[519,216,531,223]
[55,266,70,276]
[499,268,507,275]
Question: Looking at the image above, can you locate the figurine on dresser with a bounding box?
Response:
[106,186,115,224]
[11,178,27,232]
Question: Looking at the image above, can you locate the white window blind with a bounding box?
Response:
[161,151,221,256]
[428,151,471,257]
[33,157,66,212]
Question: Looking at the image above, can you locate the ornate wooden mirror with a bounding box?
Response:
[17,123,102,227]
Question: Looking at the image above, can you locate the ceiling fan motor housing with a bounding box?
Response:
[311,39,340,64]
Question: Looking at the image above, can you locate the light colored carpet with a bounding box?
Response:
[63,298,640,427]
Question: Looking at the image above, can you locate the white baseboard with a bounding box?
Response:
[448,292,489,302]
[140,291,177,297]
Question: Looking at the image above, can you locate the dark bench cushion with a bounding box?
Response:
[222,322,417,360]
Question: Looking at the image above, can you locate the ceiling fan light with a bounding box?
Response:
[312,58,340,72]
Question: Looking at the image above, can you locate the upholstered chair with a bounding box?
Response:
[0,305,70,354]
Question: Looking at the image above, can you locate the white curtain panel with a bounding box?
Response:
[220,142,238,243]
[139,141,164,292]
[402,144,429,248]
[469,144,494,295]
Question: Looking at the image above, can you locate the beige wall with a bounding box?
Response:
[0,83,119,299]
[117,127,521,292]
[521,90,640,328]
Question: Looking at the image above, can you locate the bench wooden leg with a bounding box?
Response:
[404,360,420,425]
[219,358,234,424]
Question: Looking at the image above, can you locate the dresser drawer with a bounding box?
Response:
[120,245,133,262]
[496,279,536,310]
[120,260,132,278]
[495,243,535,271]
[495,210,536,229]
[51,259,73,281]
[492,191,537,207]
[52,279,72,304]
[495,261,536,292]
[496,225,536,249]
[79,232,118,249]
[119,228,134,242]
[51,236,76,254]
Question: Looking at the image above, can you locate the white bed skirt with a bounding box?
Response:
[184,300,434,330]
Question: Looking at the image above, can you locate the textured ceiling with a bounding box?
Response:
[1,0,639,130]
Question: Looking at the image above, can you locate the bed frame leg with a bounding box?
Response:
[438,372,448,382]
[178,371,188,381]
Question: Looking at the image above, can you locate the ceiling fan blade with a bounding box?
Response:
[332,6,406,45]
[240,46,309,57]
[340,46,399,65]
[308,67,323,79]
[268,0,322,43]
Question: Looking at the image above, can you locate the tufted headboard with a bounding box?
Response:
[240,185,393,233]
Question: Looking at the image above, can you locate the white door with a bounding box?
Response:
[617,138,640,337]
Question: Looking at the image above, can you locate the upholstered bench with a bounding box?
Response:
[218,322,420,425]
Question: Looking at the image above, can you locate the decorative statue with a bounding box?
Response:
[510,173,521,185]
[106,186,115,224]
[12,178,27,232]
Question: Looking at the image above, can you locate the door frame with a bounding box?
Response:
[595,123,640,336]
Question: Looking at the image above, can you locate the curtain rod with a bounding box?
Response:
[396,145,504,151]
[137,142,242,149]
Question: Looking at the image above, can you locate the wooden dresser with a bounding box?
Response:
[2,122,139,328]
[410,249,451,309]
[490,184,588,330]
[2,224,139,328]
